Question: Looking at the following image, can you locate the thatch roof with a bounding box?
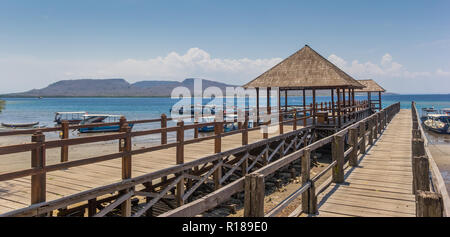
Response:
[243,45,364,89]
[354,79,386,92]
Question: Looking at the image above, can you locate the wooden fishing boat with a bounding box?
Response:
[1,122,39,128]
[421,107,437,121]
[78,114,134,133]
[422,113,450,134]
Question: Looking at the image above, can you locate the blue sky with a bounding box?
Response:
[0,0,449,94]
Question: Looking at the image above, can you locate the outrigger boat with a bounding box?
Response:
[1,122,39,128]
[197,114,253,133]
[78,114,134,133]
[422,113,450,134]
[54,111,87,125]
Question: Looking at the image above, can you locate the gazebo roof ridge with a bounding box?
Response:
[355,79,386,92]
[243,45,364,89]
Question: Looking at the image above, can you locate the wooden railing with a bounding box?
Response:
[411,101,450,217]
[160,102,400,217]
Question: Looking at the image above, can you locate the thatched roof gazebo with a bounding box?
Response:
[243,45,366,128]
[355,79,386,111]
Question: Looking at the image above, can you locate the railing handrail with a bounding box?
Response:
[411,101,450,216]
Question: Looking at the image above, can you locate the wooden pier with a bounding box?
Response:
[315,109,415,217]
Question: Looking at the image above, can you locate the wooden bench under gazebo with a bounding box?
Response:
[355,79,386,112]
[243,45,369,129]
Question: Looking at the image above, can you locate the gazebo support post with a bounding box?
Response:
[378,91,382,111]
[284,89,288,112]
[312,89,316,125]
[337,88,341,127]
[331,89,335,125]
[256,87,260,125]
[342,88,346,124]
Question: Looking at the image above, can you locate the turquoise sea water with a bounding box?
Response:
[0,94,449,127]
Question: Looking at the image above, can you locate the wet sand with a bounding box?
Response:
[425,131,450,193]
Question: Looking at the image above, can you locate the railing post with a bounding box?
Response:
[377,113,382,134]
[303,109,307,127]
[332,134,345,183]
[60,120,69,163]
[242,118,248,145]
[161,114,167,144]
[119,116,127,151]
[88,198,97,217]
[308,181,317,215]
[279,111,284,134]
[374,114,379,139]
[194,118,199,139]
[412,138,426,157]
[416,191,443,217]
[293,109,297,130]
[301,148,311,213]
[359,121,366,154]
[143,181,153,216]
[412,129,421,139]
[214,119,223,190]
[176,121,185,164]
[349,127,358,167]
[368,118,374,145]
[120,124,132,217]
[413,155,430,194]
[31,131,46,205]
[176,121,185,206]
[244,173,265,217]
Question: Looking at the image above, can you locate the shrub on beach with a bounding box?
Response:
[0,100,4,112]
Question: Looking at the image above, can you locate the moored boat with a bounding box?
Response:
[421,107,437,121]
[54,111,87,125]
[197,114,253,133]
[78,114,134,133]
[422,113,450,134]
[1,122,39,128]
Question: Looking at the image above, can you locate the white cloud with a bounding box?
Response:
[436,69,450,77]
[0,48,282,93]
[327,53,436,79]
[380,53,392,66]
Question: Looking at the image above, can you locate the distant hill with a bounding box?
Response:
[1,78,237,97]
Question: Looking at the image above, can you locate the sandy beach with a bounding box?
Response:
[427,131,450,193]
[0,130,175,174]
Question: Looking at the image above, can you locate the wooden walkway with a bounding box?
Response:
[315,109,415,217]
[0,125,295,214]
